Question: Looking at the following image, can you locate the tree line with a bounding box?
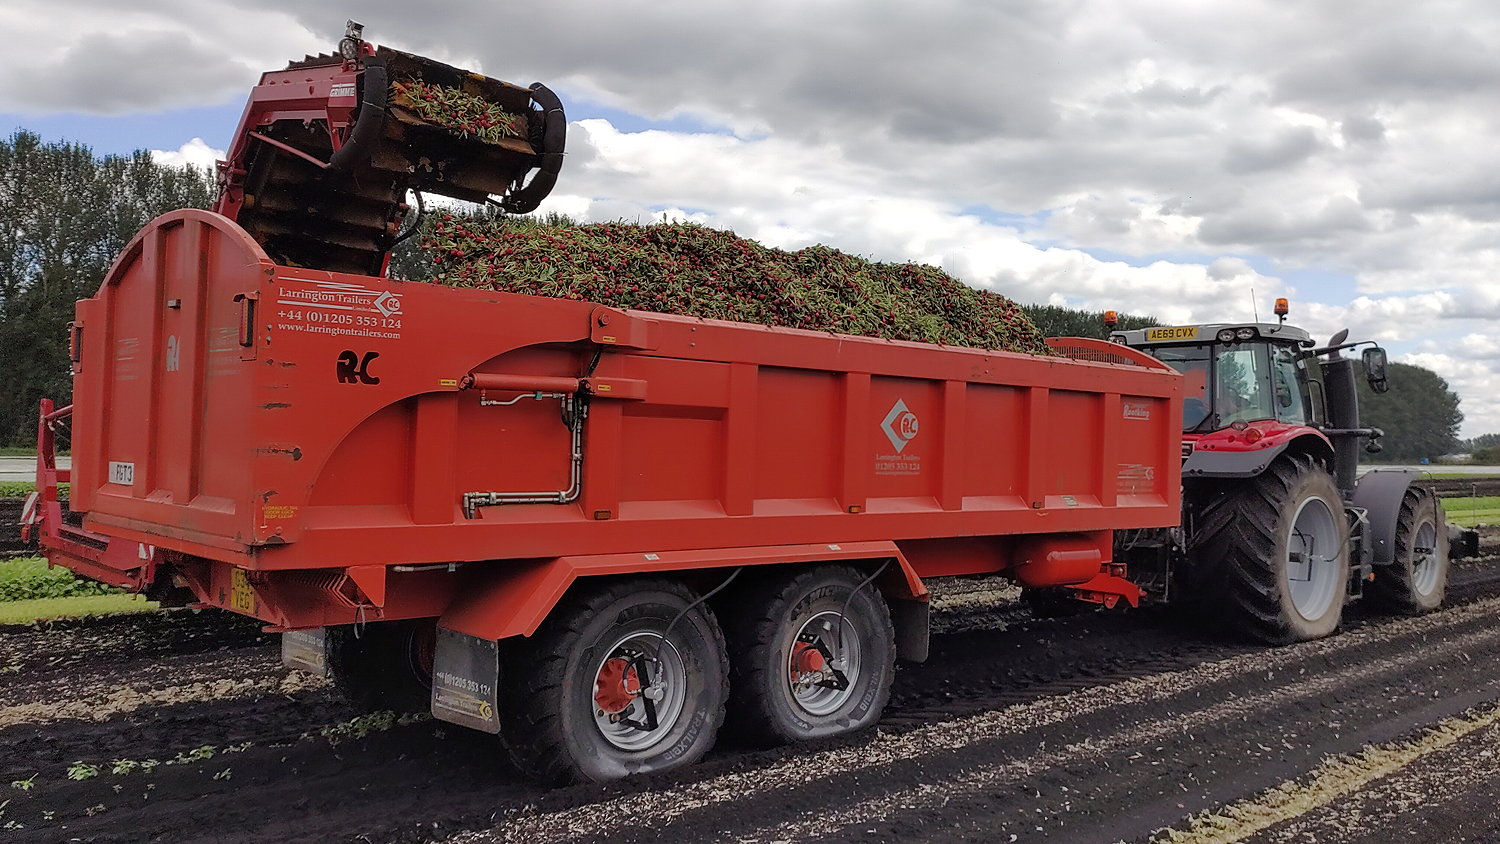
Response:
[0,131,214,445]
[0,129,1476,460]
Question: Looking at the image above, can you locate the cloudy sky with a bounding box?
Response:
[3,1,1498,437]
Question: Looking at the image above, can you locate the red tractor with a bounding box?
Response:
[1104,304,1474,643]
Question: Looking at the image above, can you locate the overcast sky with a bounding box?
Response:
[3,1,1498,438]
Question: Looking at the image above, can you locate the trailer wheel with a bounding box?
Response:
[1192,456,1349,645]
[1369,490,1449,614]
[724,566,895,746]
[328,619,436,714]
[499,578,728,784]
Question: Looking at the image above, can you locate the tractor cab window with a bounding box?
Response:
[1147,346,1212,431]
[1272,344,1309,426]
[1214,345,1274,426]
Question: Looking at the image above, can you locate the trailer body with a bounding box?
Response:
[62,210,1181,632]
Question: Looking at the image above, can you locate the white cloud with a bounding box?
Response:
[0,3,322,114]
[150,138,223,170]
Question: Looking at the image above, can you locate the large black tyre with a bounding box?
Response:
[1191,456,1350,645]
[723,566,895,747]
[1369,490,1449,614]
[499,578,728,784]
[327,619,436,714]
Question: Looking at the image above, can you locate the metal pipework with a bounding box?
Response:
[479,391,569,407]
[462,394,587,519]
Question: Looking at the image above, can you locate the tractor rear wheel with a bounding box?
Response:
[723,566,895,747]
[327,619,437,714]
[1191,456,1349,644]
[499,578,729,784]
[1369,490,1449,614]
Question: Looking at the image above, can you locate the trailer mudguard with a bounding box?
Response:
[1350,468,1424,566]
[436,540,927,643]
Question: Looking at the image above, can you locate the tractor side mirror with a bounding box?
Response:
[1362,347,1389,394]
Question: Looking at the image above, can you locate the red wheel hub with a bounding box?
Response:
[411,624,437,678]
[791,641,826,680]
[594,657,642,714]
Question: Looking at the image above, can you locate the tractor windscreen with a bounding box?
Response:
[1149,343,1288,432]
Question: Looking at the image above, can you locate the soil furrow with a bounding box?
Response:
[1,531,1496,843]
[445,595,1500,843]
[1151,704,1500,844]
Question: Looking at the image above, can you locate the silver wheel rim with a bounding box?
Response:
[787,611,861,716]
[590,632,687,752]
[1286,495,1342,621]
[1413,519,1442,597]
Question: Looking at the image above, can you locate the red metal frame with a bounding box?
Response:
[213,57,361,223]
[27,400,156,591]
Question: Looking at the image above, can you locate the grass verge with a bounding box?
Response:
[1443,495,1500,527]
[0,594,157,624]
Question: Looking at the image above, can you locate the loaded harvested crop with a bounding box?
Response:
[420,217,1052,355]
[390,80,527,144]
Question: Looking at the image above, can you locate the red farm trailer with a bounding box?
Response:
[47,205,1183,782]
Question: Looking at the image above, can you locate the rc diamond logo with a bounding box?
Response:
[880,399,920,453]
[373,291,403,317]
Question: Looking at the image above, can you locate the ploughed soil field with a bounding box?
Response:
[2,526,1498,843]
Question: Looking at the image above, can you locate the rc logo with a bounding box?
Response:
[373,291,402,317]
[880,399,920,453]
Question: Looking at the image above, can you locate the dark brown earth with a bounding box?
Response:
[1,528,1498,843]
[1,498,32,557]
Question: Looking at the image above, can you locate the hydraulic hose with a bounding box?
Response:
[329,61,388,171]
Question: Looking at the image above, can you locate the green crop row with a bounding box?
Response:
[0,594,157,625]
[0,557,119,603]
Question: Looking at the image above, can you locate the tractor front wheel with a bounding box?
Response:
[1191,456,1350,644]
[1369,490,1449,614]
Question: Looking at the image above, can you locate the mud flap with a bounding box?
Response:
[281,628,328,677]
[889,598,930,662]
[430,627,501,734]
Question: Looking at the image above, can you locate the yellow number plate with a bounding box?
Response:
[229,567,257,614]
[1145,326,1200,342]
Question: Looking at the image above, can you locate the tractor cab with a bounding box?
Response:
[1105,301,1392,497]
[1108,320,1317,437]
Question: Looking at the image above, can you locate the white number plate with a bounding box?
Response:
[108,461,136,486]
